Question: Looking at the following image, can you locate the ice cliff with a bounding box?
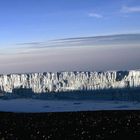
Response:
[0,70,140,93]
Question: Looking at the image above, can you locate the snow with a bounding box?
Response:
[0,70,140,93]
[0,70,140,113]
[0,99,140,113]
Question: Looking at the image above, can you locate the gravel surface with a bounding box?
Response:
[0,110,140,140]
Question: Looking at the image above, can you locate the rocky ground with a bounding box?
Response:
[0,110,140,140]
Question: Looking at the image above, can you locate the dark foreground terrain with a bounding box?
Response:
[0,111,140,140]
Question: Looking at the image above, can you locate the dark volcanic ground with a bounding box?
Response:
[0,111,140,140]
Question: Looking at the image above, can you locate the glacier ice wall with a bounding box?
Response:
[0,70,140,93]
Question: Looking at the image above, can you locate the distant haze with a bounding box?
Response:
[0,34,140,74]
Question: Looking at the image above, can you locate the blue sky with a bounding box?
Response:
[0,0,140,73]
[0,0,140,44]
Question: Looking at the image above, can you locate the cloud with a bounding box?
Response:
[121,5,140,13]
[88,12,103,18]
[1,34,140,74]
[16,42,43,46]
[16,34,140,49]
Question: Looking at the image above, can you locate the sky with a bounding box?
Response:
[0,0,140,73]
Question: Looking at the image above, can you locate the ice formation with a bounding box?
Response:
[0,70,140,93]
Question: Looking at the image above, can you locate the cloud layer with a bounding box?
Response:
[0,34,140,74]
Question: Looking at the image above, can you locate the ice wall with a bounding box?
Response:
[0,70,140,93]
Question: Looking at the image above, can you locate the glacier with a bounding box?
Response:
[1,70,140,112]
[0,70,140,93]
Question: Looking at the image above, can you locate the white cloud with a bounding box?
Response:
[121,6,140,13]
[88,12,103,18]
